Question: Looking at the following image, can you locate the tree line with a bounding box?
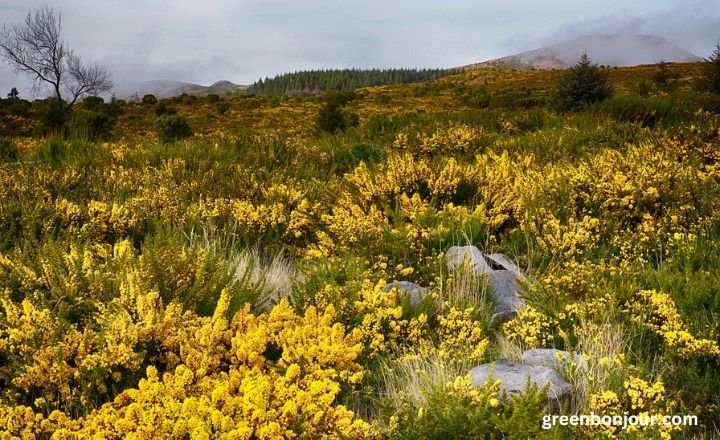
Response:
[250,68,459,95]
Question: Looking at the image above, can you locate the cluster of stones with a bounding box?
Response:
[384,245,580,410]
[383,245,526,323]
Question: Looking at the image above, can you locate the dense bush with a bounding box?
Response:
[335,143,386,173]
[459,85,491,108]
[215,101,230,115]
[314,91,359,134]
[0,137,19,162]
[595,96,675,127]
[155,114,193,142]
[154,101,177,116]
[32,97,68,135]
[142,94,158,105]
[67,110,116,140]
[81,96,105,111]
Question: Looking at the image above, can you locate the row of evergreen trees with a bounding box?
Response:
[249,68,458,95]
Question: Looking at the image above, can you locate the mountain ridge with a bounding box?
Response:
[461,34,701,71]
[117,79,248,100]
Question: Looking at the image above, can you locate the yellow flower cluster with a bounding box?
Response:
[436,306,490,363]
[630,290,720,362]
[0,294,375,439]
[502,306,555,348]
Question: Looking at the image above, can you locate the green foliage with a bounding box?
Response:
[652,59,677,90]
[32,137,67,165]
[335,143,386,173]
[314,91,359,134]
[154,101,178,116]
[81,96,105,111]
[0,137,19,163]
[141,94,158,105]
[67,110,116,140]
[459,85,491,108]
[215,101,230,115]
[552,53,612,112]
[139,229,256,316]
[33,98,68,135]
[250,68,458,95]
[392,381,565,439]
[701,41,720,94]
[594,95,675,127]
[154,114,193,143]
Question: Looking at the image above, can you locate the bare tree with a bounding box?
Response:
[0,7,113,111]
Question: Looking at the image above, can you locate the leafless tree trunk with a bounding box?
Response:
[0,7,113,112]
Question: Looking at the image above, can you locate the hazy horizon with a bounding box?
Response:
[0,0,718,98]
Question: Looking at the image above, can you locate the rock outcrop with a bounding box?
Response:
[469,360,572,411]
[445,245,525,325]
[383,281,427,306]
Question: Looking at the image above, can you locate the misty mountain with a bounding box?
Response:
[116,79,248,100]
[463,34,701,70]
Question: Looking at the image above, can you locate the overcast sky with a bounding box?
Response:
[0,0,718,97]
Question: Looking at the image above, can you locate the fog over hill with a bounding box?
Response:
[463,34,701,70]
[115,79,248,100]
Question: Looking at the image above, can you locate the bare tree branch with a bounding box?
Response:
[0,7,112,113]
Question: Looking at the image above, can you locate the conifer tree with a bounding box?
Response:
[552,53,612,112]
[701,41,720,94]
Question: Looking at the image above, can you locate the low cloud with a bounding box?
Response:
[0,0,716,97]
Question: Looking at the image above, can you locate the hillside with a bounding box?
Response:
[1,59,720,438]
[463,34,701,70]
[117,79,248,99]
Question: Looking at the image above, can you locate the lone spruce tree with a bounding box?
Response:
[701,41,720,94]
[553,53,612,112]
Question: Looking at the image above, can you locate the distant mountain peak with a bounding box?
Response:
[463,34,701,71]
[116,79,247,99]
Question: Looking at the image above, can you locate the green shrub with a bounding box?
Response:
[155,115,193,143]
[595,96,674,127]
[154,101,177,116]
[461,86,491,108]
[314,91,359,134]
[32,98,67,135]
[81,96,105,111]
[142,94,158,105]
[32,137,67,165]
[215,101,230,115]
[0,137,19,163]
[335,143,386,173]
[68,110,116,140]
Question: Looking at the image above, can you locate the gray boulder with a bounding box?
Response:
[469,360,572,411]
[522,349,586,370]
[486,253,525,280]
[383,281,427,306]
[445,245,492,274]
[445,245,525,325]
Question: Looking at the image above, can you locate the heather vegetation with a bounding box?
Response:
[0,56,720,439]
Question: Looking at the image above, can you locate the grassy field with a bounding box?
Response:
[0,61,719,438]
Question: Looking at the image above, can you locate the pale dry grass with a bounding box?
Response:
[231,248,302,312]
[379,348,473,413]
[567,318,629,414]
[495,334,525,362]
[185,225,303,312]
